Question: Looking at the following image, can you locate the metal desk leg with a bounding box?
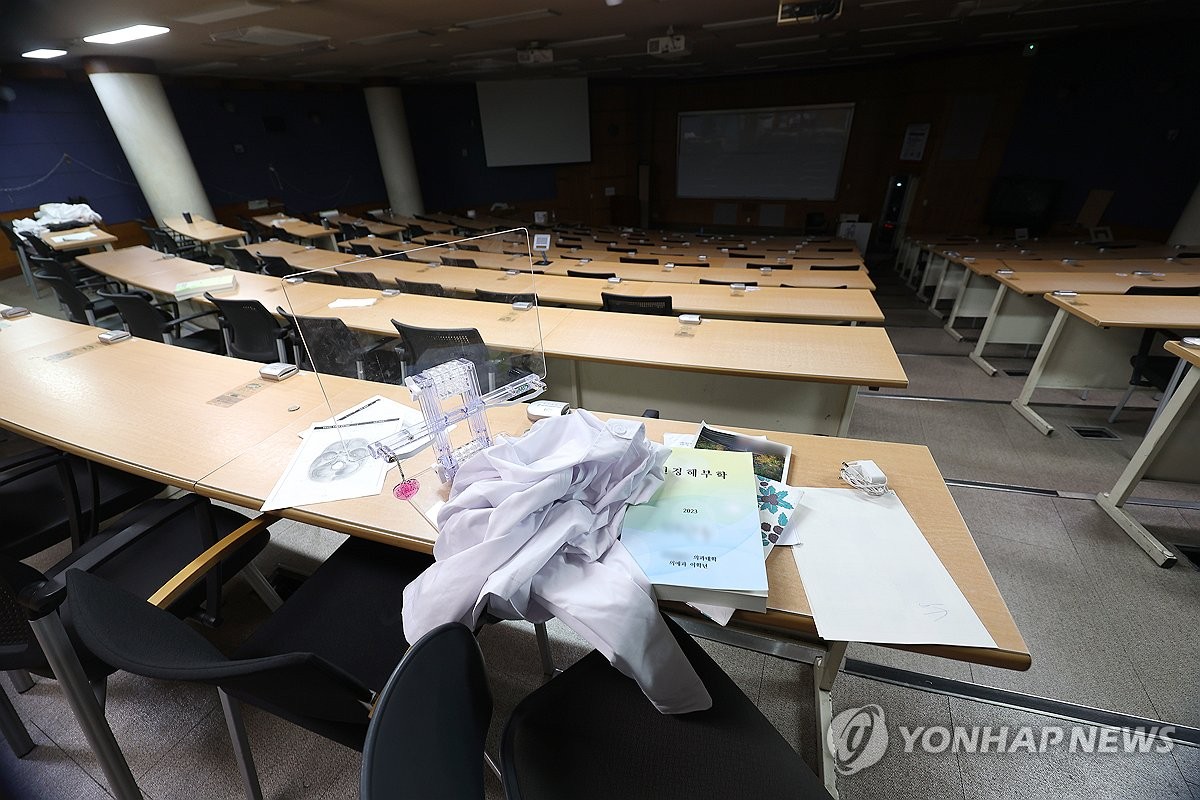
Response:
[1011,309,1069,435]
[28,612,141,799]
[814,640,849,798]
[1096,363,1199,567]
[1149,358,1189,429]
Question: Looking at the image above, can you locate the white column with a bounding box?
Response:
[85,60,213,224]
[1169,180,1200,246]
[363,85,423,215]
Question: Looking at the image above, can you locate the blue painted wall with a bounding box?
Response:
[165,82,388,214]
[997,29,1200,235]
[402,83,558,211]
[0,77,149,221]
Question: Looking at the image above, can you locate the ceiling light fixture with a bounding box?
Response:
[455,9,560,30]
[83,25,170,44]
[22,48,68,59]
[979,25,1079,38]
[552,33,628,48]
[860,19,955,33]
[351,30,433,46]
[735,34,822,48]
[701,15,777,31]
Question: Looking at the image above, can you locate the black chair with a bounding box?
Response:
[607,245,634,254]
[360,623,492,800]
[474,288,537,305]
[235,216,261,244]
[23,231,86,264]
[145,226,223,265]
[783,283,847,289]
[726,252,764,259]
[394,279,446,297]
[66,535,433,800]
[224,245,262,272]
[349,242,379,257]
[32,271,121,325]
[383,249,412,261]
[27,253,108,291]
[699,278,758,287]
[97,290,224,353]
[405,224,430,239]
[0,493,275,767]
[500,615,832,800]
[808,264,860,271]
[747,263,793,270]
[0,445,162,560]
[600,293,673,316]
[204,294,292,363]
[260,254,301,278]
[456,243,481,252]
[440,256,478,268]
[1108,285,1200,422]
[567,270,617,280]
[335,269,383,290]
[391,321,494,382]
[620,256,659,265]
[0,220,37,289]
[279,308,404,382]
[815,247,852,253]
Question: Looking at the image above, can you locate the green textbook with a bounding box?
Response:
[621,448,768,612]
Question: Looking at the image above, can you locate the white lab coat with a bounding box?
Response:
[402,410,712,714]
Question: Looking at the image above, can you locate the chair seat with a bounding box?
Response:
[501,616,831,800]
[174,328,225,354]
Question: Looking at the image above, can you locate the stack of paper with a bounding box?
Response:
[174,273,237,300]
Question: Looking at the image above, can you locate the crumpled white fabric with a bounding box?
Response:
[13,203,103,238]
[402,409,713,714]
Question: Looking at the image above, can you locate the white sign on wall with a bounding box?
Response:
[900,123,931,162]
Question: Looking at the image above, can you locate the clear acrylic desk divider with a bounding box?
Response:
[278,227,547,525]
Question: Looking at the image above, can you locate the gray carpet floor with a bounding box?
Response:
[2,263,1198,800]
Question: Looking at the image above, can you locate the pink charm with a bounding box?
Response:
[393,478,420,500]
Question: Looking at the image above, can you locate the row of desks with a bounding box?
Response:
[77,247,907,436]
[0,303,1029,796]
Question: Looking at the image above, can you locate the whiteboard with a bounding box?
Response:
[476,78,591,167]
[676,104,854,200]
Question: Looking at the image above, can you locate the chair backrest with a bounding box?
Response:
[0,219,26,253]
[384,250,411,262]
[66,569,375,726]
[392,321,489,373]
[361,623,492,800]
[726,252,764,259]
[456,243,481,252]
[32,271,96,323]
[816,246,852,253]
[349,243,378,257]
[260,254,300,278]
[336,269,383,290]
[600,292,673,316]
[279,310,366,378]
[606,245,633,253]
[809,264,859,271]
[1125,285,1200,296]
[619,256,659,265]
[0,556,50,671]
[205,293,289,363]
[235,216,261,244]
[28,254,76,283]
[145,227,180,254]
[24,233,61,260]
[474,288,536,305]
[225,245,262,272]
[699,278,757,286]
[746,263,793,270]
[97,291,168,340]
[440,256,478,268]
[567,270,617,280]
[784,283,846,289]
[395,279,446,297]
[405,225,429,238]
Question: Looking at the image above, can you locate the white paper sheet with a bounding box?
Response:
[261,426,392,512]
[328,298,377,308]
[53,231,97,243]
[662,433,697,447]
[301,395,443,460]
[789,488,996,648]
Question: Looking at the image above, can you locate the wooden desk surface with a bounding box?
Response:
[1165,340,1200,367]
[197,397,1024,669]
[1047,293,1200,329]
[41,225,118,251]
[251,214,333,240]
[0,322,337,487]
[77,246,182,284]
[543,310,907,387]
[241,240,312,258]
[163,216,245,245]
[331,214,405,238]
[0,305,92,353]
[996,271,1200,296]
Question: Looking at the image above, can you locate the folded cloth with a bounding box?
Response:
[402,409,712,714]
[35,202,102,226]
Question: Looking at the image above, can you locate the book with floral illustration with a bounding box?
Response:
[621,448,768,612]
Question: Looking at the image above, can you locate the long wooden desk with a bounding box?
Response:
[41,225,118,253]
[162,216,246,248]
[76,249,906,436]
[251,214,339,249]
[1012,294,1200,434]
[1096,340,1200,566]
[0,305,1021,795]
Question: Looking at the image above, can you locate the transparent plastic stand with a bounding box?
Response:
[277,226,546,524]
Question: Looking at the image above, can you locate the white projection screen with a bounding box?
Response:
[476,78,591,167]
[676,104,855,200]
